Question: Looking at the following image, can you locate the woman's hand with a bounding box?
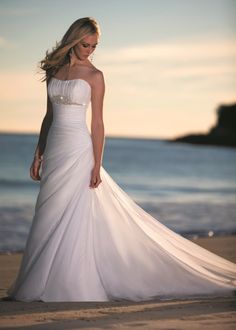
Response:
[30,158,42,181]
[89,166,102,188]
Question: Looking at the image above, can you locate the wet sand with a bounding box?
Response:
[0,235,236,329]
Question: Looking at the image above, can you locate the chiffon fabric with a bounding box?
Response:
[7,77,236,302]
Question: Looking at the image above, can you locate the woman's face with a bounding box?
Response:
[73,34,98,61]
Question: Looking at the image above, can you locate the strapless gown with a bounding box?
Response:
[7,78,236,302]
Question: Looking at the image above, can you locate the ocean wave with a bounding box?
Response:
[0,178,38,188]
[122,182,236,195]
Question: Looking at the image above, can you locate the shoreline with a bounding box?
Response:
[0,235,236,329]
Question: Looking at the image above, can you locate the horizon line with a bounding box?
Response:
[0,130,171,141]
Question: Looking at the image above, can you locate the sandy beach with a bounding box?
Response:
[0,235,236,329]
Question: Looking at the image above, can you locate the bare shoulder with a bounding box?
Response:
[90,67,105,88]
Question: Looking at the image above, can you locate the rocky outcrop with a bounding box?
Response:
[172,103,236,147]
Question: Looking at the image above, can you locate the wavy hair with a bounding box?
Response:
[39,17,100,81]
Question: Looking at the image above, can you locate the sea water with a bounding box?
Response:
[0,133,236,252]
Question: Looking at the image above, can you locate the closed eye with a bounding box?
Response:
[82,43,97,49]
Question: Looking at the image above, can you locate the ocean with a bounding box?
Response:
[0,133,236,252]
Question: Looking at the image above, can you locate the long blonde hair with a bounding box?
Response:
[40,17,100,81]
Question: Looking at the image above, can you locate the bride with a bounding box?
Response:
[7,17,236,302]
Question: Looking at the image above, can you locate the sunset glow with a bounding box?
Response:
[1,0,235,138]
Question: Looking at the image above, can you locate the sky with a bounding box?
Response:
[0,0,236,138]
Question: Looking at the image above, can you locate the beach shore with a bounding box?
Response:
[0,235,236,329]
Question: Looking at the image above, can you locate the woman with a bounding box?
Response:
[7,17,236,302]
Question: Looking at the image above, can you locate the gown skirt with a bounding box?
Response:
[7,78,236,302]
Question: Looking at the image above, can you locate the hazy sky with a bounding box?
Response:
[1,0,236,138]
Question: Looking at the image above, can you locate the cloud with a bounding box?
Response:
[96,37,236,79]
[0,8,39,16]
[0,71,46,134]
[165,63,236,79]
[0,36,16,49]
[98,37,236,63]
[93,36,236,137]
[1,37,235,138]
[0,71,45,102]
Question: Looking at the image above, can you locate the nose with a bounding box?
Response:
[85,46,95,57]
[88,46,94,54]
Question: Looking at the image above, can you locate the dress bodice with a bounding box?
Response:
[48,78,91,107]
[47,78,92,130]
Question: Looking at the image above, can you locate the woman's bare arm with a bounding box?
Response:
[34,94,53,158]
[89,71,105,188]
[30,82,53,181]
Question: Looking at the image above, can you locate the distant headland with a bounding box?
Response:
[171,102,236,148]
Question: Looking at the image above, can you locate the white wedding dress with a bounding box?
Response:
[8,78,236,302]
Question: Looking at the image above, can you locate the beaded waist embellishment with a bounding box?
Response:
[51,94,87,106]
